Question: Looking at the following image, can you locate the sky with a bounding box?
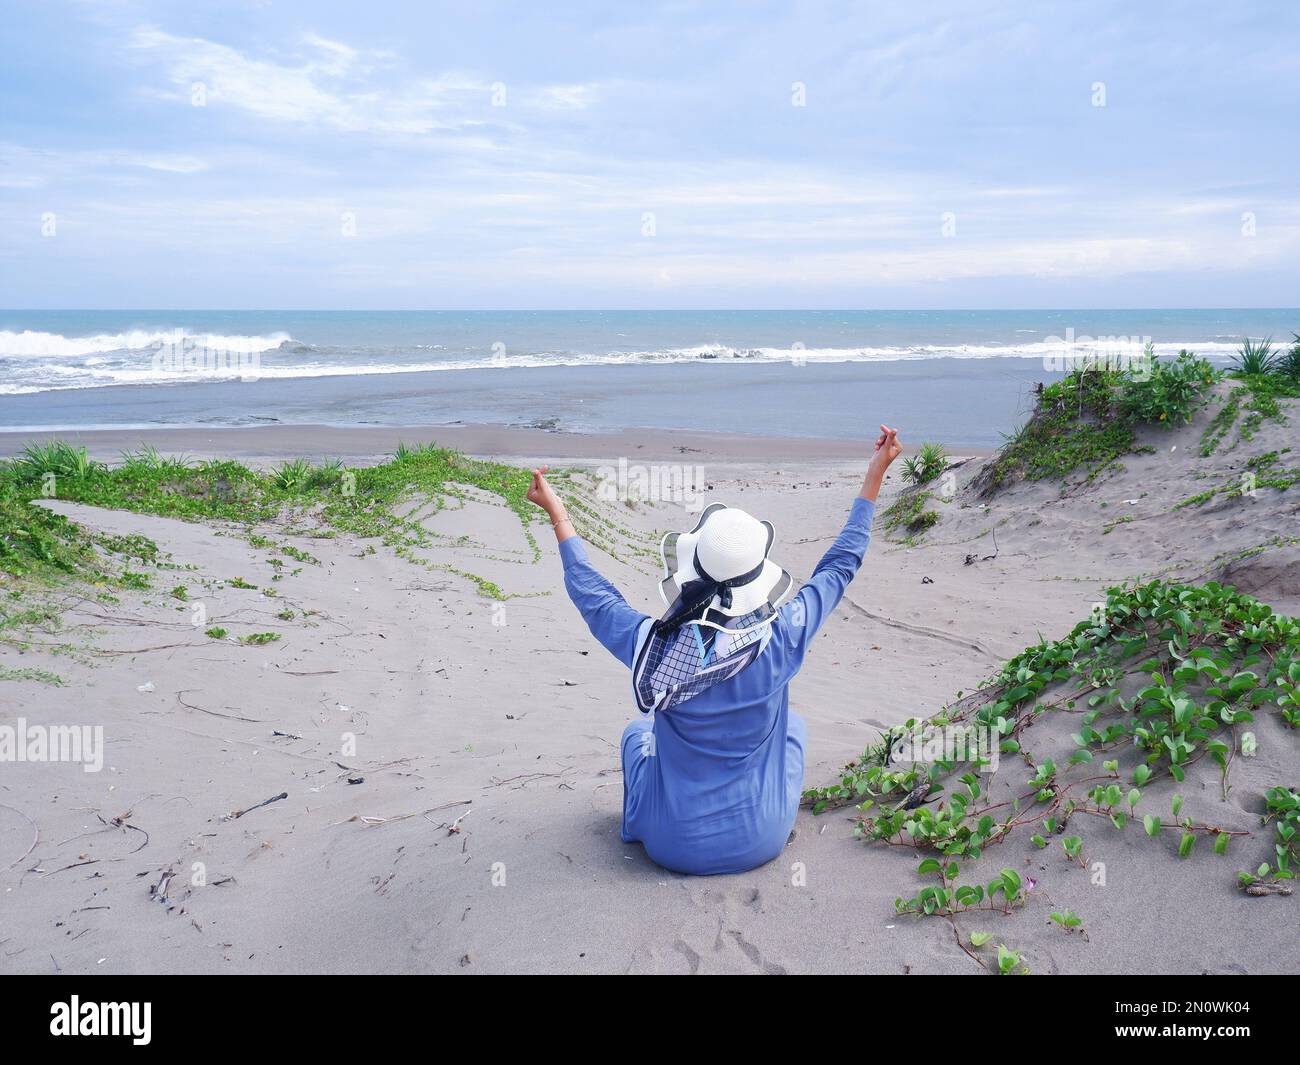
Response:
[1,0,1298,310]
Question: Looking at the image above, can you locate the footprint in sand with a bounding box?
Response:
[672,939,702,974]
[727,929,788,975]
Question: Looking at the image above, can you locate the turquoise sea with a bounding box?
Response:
[1,309,1295,447]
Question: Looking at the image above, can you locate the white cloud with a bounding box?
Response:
[28,164,1295,294]
[130,27,491,135]
[137,155,208,174]
[0,142,209,185]
[128,27,601,139]
[299,33,363,76]
[535,83,599,110]
[7,11,1297,305]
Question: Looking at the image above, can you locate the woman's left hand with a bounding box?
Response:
[527,466,563,517]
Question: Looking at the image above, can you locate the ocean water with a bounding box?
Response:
[1,310,1295,447]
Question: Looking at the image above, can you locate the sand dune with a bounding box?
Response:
[0,390,1296,974]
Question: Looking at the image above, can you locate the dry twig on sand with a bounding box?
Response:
[1244,882,1293,897]
[0,803,39,872]
[223,791,289,821]
[98,812,150,853]
[92,642,203,656]
[328,799,471,829]
[176,689,263,723]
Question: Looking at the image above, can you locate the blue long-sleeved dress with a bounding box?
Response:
[560,496,875,875]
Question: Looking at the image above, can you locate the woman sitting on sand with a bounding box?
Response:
[527,425,902,875]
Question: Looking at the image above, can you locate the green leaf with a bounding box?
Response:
[1144,814,1161,837]
[1214,832,1229,856]
[1171,794,1184,817]
[1228,671,1259,694]
[969,932,992,947]
[1178,832,1195,858]
[916,858,942,876]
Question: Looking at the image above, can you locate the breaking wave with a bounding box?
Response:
[0,330,1247,396]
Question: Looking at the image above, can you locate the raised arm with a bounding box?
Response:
[777,425,902,662]
[857,425,904,507]
[528,466,648,667]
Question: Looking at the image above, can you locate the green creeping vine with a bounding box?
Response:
[1176,448,1300,509]
[1199,373,1299,457]
[0,441,542,598]
[1238,786,1298,892]
[541,468,661,570]
[1,442,659,660]
[804,580,1299,967]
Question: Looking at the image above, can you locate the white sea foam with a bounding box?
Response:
[0,329,293,358]
[0,331,1247,395]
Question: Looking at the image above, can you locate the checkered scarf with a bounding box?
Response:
[633,607,772,713]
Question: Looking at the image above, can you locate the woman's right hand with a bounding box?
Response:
[861,425,902,501]
[868,424,902,474]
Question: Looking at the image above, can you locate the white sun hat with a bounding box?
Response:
[657,503,794,632]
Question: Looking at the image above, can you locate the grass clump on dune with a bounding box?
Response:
[1201,373,1300,457]
[901,443,950,487]
[0,440,547,600]
[979,350,1217,494]
[313,441,535,554]
[4,440,535,537]
[0,462,140,584]
[1200,335,1300,457]
[2,438,664,606]
[882,489,941,542]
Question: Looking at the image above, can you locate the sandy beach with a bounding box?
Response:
[2,383,1296,975]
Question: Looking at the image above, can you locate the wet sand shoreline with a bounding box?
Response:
[0,421,994,467]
